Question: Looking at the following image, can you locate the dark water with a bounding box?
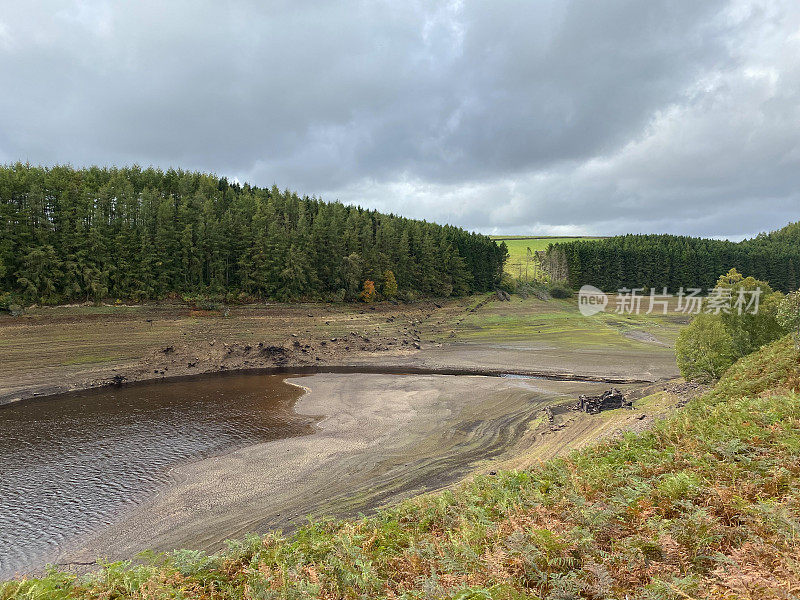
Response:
[0,374,312,578]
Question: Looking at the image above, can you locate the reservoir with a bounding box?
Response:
[0,371,612,580]
[0,374,313,578]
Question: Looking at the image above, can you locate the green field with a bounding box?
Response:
[490,236,603,279]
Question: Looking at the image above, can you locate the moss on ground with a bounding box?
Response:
[452,296,681,352]
[5,337,799,599]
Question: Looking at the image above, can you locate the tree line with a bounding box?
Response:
[547,224,800,292]
[0,164,507,304]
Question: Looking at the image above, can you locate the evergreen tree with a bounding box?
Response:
[0,164,506,303]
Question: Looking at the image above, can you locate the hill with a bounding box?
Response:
[0,164,506,305]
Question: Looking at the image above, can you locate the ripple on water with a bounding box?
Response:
[0,374,312,579]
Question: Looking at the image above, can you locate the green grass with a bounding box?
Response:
[490,236,602,279]
[453,296,680,350]
[5,337,799,598]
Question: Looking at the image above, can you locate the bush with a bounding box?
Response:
[676,313,736,382]
[382,270,398,299]
[676,269,789,382]
[548,283,573,299]
[777,289,800,345]
[516,281,551,300]
[0,292,23,315]
[360,280,377,303]
[400,289,419,303]
[329,288,347,303]
[498,273,516,294]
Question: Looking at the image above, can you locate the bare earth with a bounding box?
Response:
[0,294,688,572]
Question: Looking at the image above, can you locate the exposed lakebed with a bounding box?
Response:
[0,371,621,579]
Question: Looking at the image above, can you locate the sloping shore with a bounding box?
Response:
[57,373,632,569]
[0,296,681,406]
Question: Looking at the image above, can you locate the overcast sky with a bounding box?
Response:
[1,1,798,238]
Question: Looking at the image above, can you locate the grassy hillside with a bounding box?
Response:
[490,237,602,280]
[5,337,798,598]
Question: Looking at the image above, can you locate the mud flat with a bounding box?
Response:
[58,372,623,568]
[0,295,685,575]
[0,295,682,406]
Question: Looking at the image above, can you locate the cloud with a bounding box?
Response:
[0,0,797,238]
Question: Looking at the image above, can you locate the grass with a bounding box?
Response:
[5,336,799,599]
[451,295,682,350]
[489,237,602,279]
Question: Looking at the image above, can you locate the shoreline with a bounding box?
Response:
[0,297,684,576]
[0,359,660,408]
[0,296,682,409]
[51,372,637,572]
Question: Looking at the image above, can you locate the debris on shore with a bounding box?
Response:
[575,388,629,414]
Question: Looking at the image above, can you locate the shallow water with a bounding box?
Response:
[0,374,312,578]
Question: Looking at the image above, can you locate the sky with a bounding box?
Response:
[1,1,798,239]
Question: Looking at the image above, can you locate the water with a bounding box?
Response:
[0,374,312,578]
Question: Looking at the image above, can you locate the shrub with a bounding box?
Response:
[548,283,572,299]
[676,269,788,382]
[329,288,347,303]
[360,280,377,303]
[516,282,551,300]
[777,289,800,346]
[382,270,398,299]
[713,268,785,357]
[400,289,419,303]
[675,313,736,382]
[498,273,516,294]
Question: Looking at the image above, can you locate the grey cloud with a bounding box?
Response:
[0,0,798,239]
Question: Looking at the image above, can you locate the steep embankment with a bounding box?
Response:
[4,338,798,598]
